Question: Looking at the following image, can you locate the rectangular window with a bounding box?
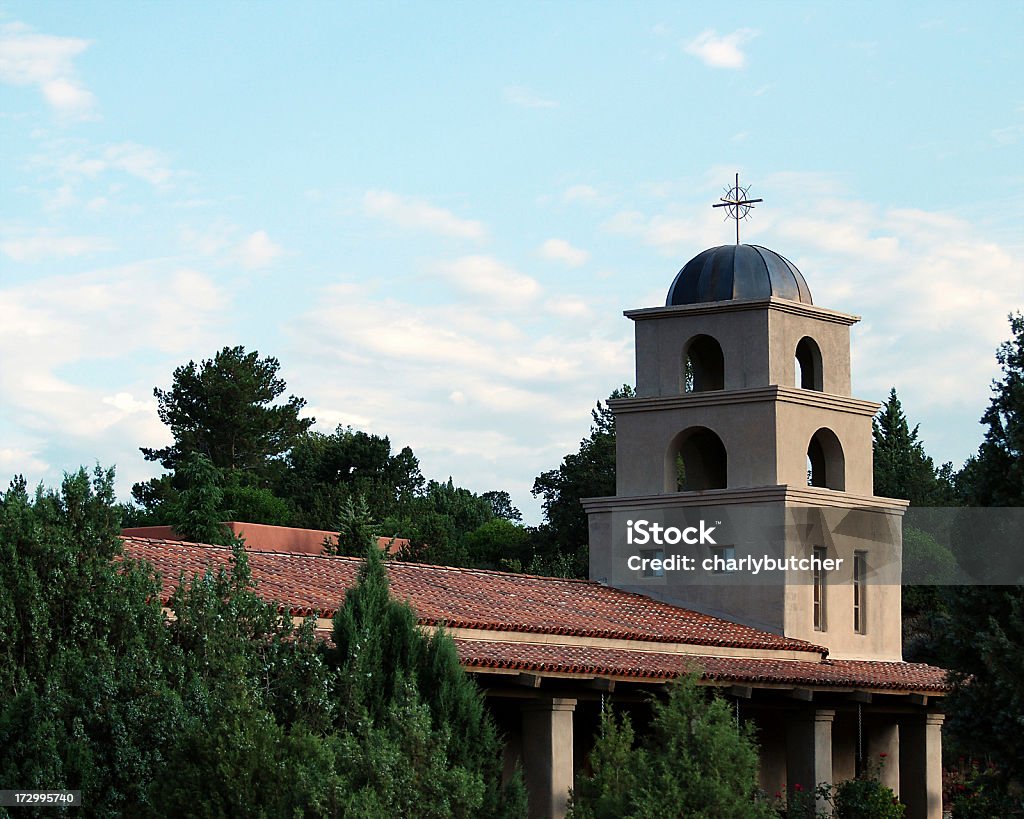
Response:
[709,545,736,574]
[813,546,827,631]
[853,551,867,634]
[639,548,665,578]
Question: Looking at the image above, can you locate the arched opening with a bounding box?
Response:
[667,427,728,491]
[807,428,845,490]
[682,334,725,392]
[795,336,823,391]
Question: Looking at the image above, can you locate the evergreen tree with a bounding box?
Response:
[482,490,523,523]
[872,388,954,505]
[153,543,344,816]
[390,478,499,567]
[940,586,1024,789]
[532,385,634,578]
[330,494,378,556]
[938,314,1024,797]
[568,675,774,819]
[0,468,184,814]
[167,452,233,544]
[567,701,639,819]
[330,540,526,817]
[132,346,313,517]
[142,345,314,473]
[961,313,1024,507]
[280,426,423,530]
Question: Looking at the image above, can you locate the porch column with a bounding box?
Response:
[522,697,576,819]
[866,720,900,795]
[786,708,834,812]
[900,713,944,819]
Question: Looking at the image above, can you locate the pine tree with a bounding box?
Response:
[167,451,233,544]
[532,385,634,577]
[872,388,953,505]
[330,540,526,817]
[0,468,185,814]
[938,314,1024,798]
[568,675,774,818]
[567,701,640,819]
[962,312,1024,507]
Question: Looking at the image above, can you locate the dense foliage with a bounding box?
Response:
[891,314,1024,810]
[141,345,314,475]
[531,385,633,577]
[0,468,182,814]
[127,346,539,572]
[568,675,774,819]
[872,388,955,506]
[0,467,521,817]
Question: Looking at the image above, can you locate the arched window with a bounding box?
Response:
[795,336,823,391]
[682,335,724,393]
[667,427,728,491]
[807,428,845,490]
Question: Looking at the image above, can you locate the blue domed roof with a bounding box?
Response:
[666,244,812,306]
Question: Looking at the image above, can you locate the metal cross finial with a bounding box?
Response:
[712,172,763,245]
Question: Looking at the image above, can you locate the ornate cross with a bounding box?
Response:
[712,172,763,245]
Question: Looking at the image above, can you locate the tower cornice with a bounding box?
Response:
[624,297,860,327]
[609,386,880,417]
[581,485,909,514]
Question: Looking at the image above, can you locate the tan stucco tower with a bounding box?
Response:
[584,243,907,662]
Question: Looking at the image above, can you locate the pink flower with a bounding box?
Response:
[794,783,803,792]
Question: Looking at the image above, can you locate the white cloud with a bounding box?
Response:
[545,297,592,319]
[438,255,542,305]
[684,28,758,69]
[364,190,486,240]
[32,140,176,188]
[602,207,722,254]
[102,392,156,415]
[503,84,558,109]
[1,231,114,262]
[103,143,175,186]
[236,230,283,269]
[0,22,96,118]
[562,184,603,204]
[0,262,229,436]
[0,259,234,497]
[0,447,49,475]
[287,283,633,519]
[540,238,589,267]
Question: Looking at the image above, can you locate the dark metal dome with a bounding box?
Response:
[666,244,812,306]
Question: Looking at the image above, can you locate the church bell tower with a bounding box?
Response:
[583,179,906,661]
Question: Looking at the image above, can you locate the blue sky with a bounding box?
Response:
[1,2,1022,523]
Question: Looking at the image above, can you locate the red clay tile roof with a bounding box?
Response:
[452,640,950,692]
[122,536,949,694]
[122,536,820,653]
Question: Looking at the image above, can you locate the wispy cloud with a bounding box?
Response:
[438,255,542,305]
[363,190,486,240]
[0,261,233,495]
[0,446,49,475]
[0,22,96,118]
[684,28,758,69]
[504,84,558,109]
[1,231,114,262]
[562,184,610,206]
[288,283,631,506]
[235,230,283,269]
[32,140,177,188]
[540,238,589,267]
